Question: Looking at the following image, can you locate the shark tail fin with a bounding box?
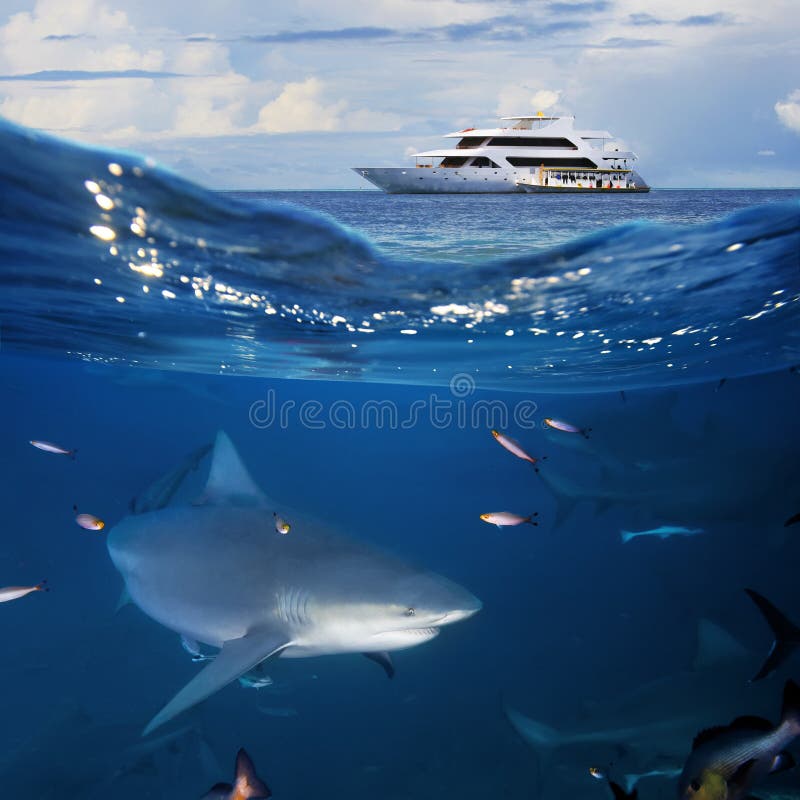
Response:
[745,589,800,681]
[620,530,636,544]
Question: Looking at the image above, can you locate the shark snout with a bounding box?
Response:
[439,593,482,625]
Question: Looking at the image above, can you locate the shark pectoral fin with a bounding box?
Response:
[362,651,395,679]
[143,629,291,736]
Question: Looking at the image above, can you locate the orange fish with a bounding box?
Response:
[202,748,271,800]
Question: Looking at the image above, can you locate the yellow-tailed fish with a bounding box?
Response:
[588,766,605,780]
[273,512,290,535]
[73,506,105,531]
[490,429,543,469]
[30,440,76,458]
[202,748,271,800]
[0,581,48,603]
[543,417,591,439]
[480,512,539,528]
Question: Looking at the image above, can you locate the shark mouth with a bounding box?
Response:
[409,627,440,637]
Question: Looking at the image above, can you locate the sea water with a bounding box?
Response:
[0,118,799,798]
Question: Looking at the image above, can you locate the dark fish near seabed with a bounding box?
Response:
[784,511,800,527]
[678,679,800,800]
[202,748,271,800]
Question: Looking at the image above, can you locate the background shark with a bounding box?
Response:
[107,431,481,735]
[505,617,800,798]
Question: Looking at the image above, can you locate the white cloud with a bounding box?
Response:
[0,0,398,141]
[253,77,403,134]
[496,86,562,117]
[757,149,776,156]
[775,90,800,134]
[531,90,561,110]
[254,77,345,133]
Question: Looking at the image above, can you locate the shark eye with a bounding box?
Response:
[404,607,416,617]
[690,779,701,792]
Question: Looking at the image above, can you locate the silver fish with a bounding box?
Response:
[0,581,47,603]
[30,440,75,458]
[490,429,541,467]
[479,511,539,528]
[543,418,591,438]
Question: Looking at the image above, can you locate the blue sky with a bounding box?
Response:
[0,0,798,189]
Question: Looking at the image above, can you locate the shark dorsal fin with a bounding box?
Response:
[693,619,749,670]
[202,431,266,507]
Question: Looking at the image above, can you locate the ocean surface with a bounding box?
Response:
[0,117,799,799]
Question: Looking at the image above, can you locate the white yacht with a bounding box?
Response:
[353,113,649,194]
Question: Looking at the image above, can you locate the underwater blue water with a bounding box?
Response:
[0,118,799,799]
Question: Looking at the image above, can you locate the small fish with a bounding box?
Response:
[715,378,727,392]
[543,418,591,439]
[589,766,606,780]
[30,440,76,458]
[238,673,274,690]
[73,506,105,531]
[0,581,48,603]
[620,525,704,544]
[784,511,800,528]
[619,390,627,403]
[202,748,271,800]
[679,679,800,800]
[257,706,298,718]
[273,512,290,535]
[479,511,539,528]
[180,635,214,663]
[490,429,543,469]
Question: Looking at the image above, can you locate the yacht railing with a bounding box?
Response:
[521,167,637,189]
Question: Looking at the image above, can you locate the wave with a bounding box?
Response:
[0,117,798,391]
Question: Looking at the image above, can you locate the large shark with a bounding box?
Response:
[107,431,481,735]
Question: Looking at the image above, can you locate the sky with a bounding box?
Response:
[0,0,798,189]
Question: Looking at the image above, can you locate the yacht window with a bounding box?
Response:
[440,157,468,168]
[456,136,486,149]
[487,137,578,149]
[506,157,597,168]
[470,157,500,168]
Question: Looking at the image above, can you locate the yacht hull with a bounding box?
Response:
[353,167,526,194]
[354,167,650,195]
